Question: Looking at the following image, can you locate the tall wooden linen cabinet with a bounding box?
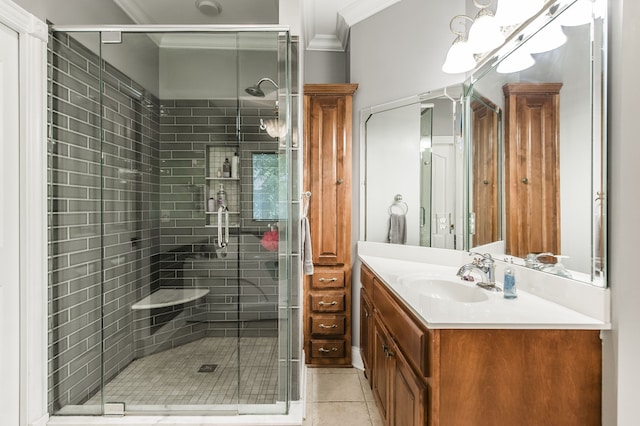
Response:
[303,83,358,366]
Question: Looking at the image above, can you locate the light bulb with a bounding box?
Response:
[495,0,545,26]
[525,21,567,54]
[497,50,535,74]
[442,38,476,74]
[467,12,505,54]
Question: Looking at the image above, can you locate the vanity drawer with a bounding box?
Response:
[360,265,374,294]
[311,270,345,289]
[310,315,346,336]
[310,339,346,358]
[373,279,428,377]
[310,293,345,312]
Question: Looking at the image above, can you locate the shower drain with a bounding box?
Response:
[198,364,218,373]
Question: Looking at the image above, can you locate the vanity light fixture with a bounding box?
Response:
[442,15,477,74]
[496,47,535,73]
[525,19,567,54]
[494,0,545,26]
[557,0,593,26]
[467,0,505,54]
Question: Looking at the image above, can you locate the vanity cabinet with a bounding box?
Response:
[303,84,358,366]
[360,264,602,426]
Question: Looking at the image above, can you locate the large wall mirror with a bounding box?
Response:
[467,0,607,287]
[361,87,466,250]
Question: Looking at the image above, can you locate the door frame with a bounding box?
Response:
[0,1,48,425]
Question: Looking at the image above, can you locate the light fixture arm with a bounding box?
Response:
[449,15,474,38]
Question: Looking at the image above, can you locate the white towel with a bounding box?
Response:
[388,213,407,244]
[301,216,314,275]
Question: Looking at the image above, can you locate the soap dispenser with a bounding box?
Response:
[503,267,517,299]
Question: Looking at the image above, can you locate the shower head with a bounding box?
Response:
[245,77,279,97]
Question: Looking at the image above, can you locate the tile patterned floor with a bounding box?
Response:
[303,367,383,426]
[86,336,278,406]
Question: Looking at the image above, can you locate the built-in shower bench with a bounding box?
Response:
[131,288,209,310]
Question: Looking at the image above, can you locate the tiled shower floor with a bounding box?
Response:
[85,337,278,407]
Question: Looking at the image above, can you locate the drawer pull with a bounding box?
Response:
[319,323,338,329]
[318,277,338,282]
[318,301,338,306]
[318,347,339,353]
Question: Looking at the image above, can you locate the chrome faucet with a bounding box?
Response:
[456,252,501,292]
[524,252,555,271]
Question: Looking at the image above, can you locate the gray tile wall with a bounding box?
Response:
[49,31,301,412]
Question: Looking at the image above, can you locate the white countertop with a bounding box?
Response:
[359,253,610,330]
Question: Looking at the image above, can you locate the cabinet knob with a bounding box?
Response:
[337,178,344,184]
[521,177,529,184]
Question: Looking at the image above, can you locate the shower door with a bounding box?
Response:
[48,26,294,416]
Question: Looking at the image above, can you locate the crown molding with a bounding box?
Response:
[304,0,400,52]
[338,0,401,27]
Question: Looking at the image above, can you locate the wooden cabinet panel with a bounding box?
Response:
[391,347,427,426]
[372,317,393,424]
[471,100,500,247]
[360,289,373,375]
[303,84,357,367]
[361,264,375,295]
[503,83,562,258]
[309,293,345,313]
[310,269,345,289]
[310,340,346,359]
[310,315,346,336]
[374,278,427,376]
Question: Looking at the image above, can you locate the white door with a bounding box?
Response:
[0,21,20,425]
[431,137,456,249]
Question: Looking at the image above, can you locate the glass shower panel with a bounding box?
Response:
[48,27,293,417]
[235,31,290,413]
[48,30,105,416]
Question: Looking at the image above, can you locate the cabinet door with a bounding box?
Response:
[360,290,373,374]
[391,347,427,426]
[303,86,355,266]
[503,83,562,258]
[372,317,394,423]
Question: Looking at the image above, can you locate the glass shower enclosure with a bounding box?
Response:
[47,26,298,417]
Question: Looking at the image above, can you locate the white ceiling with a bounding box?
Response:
[112,0,402,52]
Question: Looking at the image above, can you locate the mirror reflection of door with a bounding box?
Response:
[471,99,500,247]
[419,105,433,247]
[503,83,562,258]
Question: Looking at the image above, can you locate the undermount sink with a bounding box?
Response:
[397,275,489,303]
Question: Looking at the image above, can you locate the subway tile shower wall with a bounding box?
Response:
[48,31,294,411]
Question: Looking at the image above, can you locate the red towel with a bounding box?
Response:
[261,230,279,251]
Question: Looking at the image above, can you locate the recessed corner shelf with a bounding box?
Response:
[131,288,209,310]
